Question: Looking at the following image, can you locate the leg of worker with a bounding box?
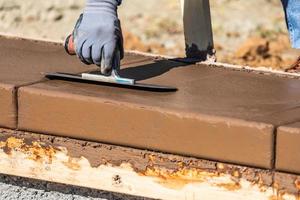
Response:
[281,0,300,49]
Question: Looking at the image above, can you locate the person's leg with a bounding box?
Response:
[281,0,300,49]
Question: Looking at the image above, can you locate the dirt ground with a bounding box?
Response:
[0,0,299,70]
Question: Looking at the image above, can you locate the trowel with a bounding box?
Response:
[45,35,177,92]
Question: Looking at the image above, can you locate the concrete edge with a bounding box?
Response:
[17,84,275,128]
[277,125,300,134]
[275,124,300,174]
[202,60,300,79]
[0,33,171,59]
[0,84,17,129]
[0,32,63,46]
[17,85,275,169]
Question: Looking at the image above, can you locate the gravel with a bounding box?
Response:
[0,174,153,200]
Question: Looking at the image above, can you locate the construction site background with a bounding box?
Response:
[0,0,298,70]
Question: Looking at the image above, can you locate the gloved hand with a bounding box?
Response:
[72,0,124,75]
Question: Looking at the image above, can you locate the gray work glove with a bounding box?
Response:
[73,0,124,75]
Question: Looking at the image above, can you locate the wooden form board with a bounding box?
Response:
[0,128,299,200]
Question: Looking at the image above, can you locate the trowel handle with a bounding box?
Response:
[64,34,76,55]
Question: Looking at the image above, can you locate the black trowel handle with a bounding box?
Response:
[64,34,76,55]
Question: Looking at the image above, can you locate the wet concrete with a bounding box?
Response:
[17,55,300,169]
[0,84,16,128]
[276,122,300,174]
[0,36,150,128]
[0,36,93,128]
[2,35,300,172]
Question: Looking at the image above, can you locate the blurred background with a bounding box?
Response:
[0,0,298,70]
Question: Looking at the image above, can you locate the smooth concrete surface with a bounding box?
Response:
[0,36,149,128]
[0,36,93,128]
[276,122,300,174]
[18,58,300,169]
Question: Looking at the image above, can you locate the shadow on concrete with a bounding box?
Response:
[0,174,155,200]
[119,59,190,81]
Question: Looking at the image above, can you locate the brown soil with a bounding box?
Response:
[124,31,298,71]
[223,35,296,70]
[123,31,167,55]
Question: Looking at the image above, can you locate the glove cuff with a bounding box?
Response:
[85,0,120,14]
[86,0,121,6]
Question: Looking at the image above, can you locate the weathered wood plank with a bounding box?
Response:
[0,128,297,200]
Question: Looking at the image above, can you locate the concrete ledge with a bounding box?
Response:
[18,59,300,169]
[0,84,16,129]
[276,123,300,174]
[0,36,97,128]
[18,85,274,168]
[16,50,300,169]
[0,35,152,129]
